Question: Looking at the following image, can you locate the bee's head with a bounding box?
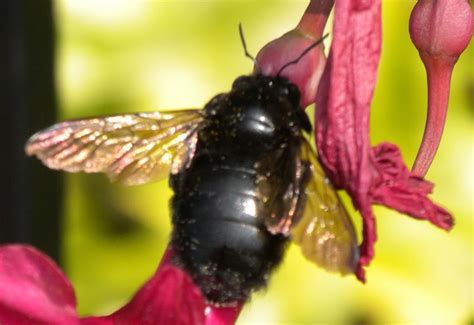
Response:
[202,74,311,153]
[228,74,311,135]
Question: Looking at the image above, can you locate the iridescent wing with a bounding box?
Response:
[262,144,308,236]
[25,110,204,186]
[291,138,359,275]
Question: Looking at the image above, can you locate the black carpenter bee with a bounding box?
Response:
[25,30,359,305]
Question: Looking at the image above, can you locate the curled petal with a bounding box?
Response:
[371,143,453,230]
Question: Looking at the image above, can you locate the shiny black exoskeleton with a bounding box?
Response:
[170,74,311,304]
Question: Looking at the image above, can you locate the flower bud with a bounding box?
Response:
[256,30,327,108]
[410,0,473,60]
[255,0,333,108]
[409,0,473,176]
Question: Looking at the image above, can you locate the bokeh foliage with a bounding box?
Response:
[54,1,473,323]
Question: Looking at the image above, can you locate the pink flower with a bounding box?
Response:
[257,0,468,281]
[314,0,457,281]
[0,244,241,325]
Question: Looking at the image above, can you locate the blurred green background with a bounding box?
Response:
[52,0,473,324]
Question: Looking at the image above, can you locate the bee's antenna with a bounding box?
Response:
[277,33,329,76]
[239,23,260,73]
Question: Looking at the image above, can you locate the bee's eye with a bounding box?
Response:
[287,84,300,106]
[232,75,251,90]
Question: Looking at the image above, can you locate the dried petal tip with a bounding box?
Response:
[255,0,333,108]
[409,0,473,176]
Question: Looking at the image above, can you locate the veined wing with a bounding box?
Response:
[25,109,204,186]
[291,138,359,275]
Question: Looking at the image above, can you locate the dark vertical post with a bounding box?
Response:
[0,0,62,262]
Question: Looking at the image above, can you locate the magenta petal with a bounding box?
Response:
[204,305,242,325]
[85,247,243,325]
[0,244,79,325]
[315,0,382,279]
[315,0,382,187]
[371,143,454,230]
[92,261,206,324]
[356,204,377,282]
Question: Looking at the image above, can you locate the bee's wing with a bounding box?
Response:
[263,144,308,236]
[25,109,204,186]
[291,138,359,275]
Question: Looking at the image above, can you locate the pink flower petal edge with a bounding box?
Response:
[314,0,454,281]
[0,244,242,325]
[85,247,243,325]
[0,244,79,325]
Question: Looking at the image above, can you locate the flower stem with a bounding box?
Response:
[297,0,334,38]
[412,55,454,177]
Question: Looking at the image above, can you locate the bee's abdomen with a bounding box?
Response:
[171,157,287,304]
